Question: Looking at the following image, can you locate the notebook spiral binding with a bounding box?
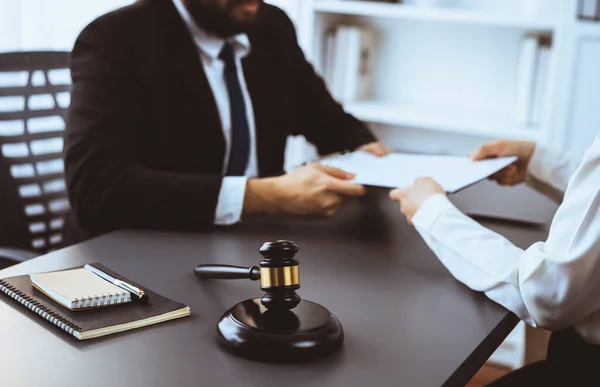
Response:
[73,292,130,309]
[0,279,81,337]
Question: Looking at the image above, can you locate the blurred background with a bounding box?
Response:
[1,0,600,381]
[2,0,599,162]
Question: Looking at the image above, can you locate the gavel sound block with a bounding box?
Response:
[194,240,344,362]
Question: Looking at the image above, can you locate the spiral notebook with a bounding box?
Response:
[0,263,190,340]
[31,267,131,310]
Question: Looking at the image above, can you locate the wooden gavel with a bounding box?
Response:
[194,240,301,311]
[195,240,344,363]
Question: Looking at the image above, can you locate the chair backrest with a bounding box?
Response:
[0,51,71,253]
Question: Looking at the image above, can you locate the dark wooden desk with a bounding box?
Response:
[0,187,555,387]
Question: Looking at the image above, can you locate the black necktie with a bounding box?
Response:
[219,42,250,176]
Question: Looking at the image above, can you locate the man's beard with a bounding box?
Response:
[185,0,263,38]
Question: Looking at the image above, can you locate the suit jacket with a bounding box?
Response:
[64,0,377,237]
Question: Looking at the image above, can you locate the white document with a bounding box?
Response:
[320,151,517,193]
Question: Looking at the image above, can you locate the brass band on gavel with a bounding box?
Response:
[259,266,300,288]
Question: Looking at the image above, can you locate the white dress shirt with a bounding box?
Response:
[173,0,258,225]
[412,134,600,344]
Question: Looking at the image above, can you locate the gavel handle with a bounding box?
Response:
[194,264,261,281]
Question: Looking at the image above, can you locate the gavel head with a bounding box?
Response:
[258,240,301,311]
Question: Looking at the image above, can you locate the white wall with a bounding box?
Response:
[0,0,134,52]
[0,0,303,53]
[0,0,22,52]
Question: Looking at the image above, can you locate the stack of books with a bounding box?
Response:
[321,25,375,103]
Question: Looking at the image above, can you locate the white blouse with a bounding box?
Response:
[412,134,600,344]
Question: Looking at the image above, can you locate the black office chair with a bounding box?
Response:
[0,51,71,270]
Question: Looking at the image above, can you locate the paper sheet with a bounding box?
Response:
[320,151,517,193]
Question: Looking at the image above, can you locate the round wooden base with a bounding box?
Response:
[216,298,344,362]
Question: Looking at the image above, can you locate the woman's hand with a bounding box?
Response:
[389,177,446,224]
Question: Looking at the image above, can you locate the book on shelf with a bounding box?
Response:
[531,40,551,126]
[516,35,539,126]
[578,0,600,21]
[322,25,375,103]
[516,35,552,127]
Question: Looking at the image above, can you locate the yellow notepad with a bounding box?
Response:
[30,268,131,310]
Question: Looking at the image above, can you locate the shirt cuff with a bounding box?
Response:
[412,194,456,231]
[214,177,247,226]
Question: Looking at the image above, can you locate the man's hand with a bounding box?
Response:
[360,142,391,157]
[243,164,365,219]
[389,177,445,225]
[470,140,536,186]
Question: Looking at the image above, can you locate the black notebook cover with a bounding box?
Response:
[0,263,190,340]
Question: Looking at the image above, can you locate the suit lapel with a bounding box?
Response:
[243,31,272,177]
[154,0,225,169]
[171,55,220,124]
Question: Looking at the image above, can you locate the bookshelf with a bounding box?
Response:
[295,0,567,156]
[313,0,556,31]
[345,101,543,141]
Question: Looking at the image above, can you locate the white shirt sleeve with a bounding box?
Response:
[411,135,600,331]
[526,143,580,202]
[214,177,247,225]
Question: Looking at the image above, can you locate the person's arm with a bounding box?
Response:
[65,15,223,233]
[470,140,579,203]
[526,144,580,203]
[407,136,600,330]
[273,8,377,155]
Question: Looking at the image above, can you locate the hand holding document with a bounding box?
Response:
[320,151,517,193]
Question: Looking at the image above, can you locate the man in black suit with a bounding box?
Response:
[65,0,388,237]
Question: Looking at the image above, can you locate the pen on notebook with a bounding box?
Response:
[84,264,149,303]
